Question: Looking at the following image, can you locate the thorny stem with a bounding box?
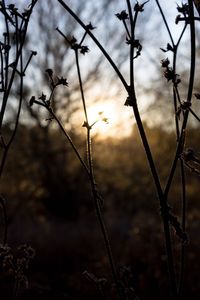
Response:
[75,47,123,299]
[75,50,89,124]
[87,128,123,299]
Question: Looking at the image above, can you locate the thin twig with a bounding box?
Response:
[75,47,123,299]
[155,0,175,47]
[57,0,129,91]
[127,1,177,297]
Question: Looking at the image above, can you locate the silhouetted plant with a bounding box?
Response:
[39,0,198,299]
[0,1,37,299]
[1,0,200,300]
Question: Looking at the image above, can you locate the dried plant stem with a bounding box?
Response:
[75,48,123,299]
[45,107,90,177]
[171,24,188,298]
[57,0,179,298]
[131,100,177,298]
[35,0,196,300]
[0,1,38,131]
[57,0,129,91]
[0,1,38,252]
[46,103,123,298]
[155,0,175,46]
[0,50,24,178]
[127,1,177,297]
[164,0,195,200]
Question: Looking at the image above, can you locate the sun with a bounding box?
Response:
[71,96,138,139]
[84,100,134,138]
[86,103,112,134]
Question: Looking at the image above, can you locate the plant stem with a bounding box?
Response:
[178,160,186,296]
[155,0,175,47]
[46,107,90,177]
[164,0,195,200]
[127,1,177,297]
[75,47,123,299]
[0,1,38,131]
[57,0,129,91]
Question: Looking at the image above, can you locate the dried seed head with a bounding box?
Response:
[115,10,129,21]
[80,45,89,55]
[29,96,35,107]
[161,58,170,68]
[45,68,53,77]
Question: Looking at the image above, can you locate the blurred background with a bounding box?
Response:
[0,0,200,299]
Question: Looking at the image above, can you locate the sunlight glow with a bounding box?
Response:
[78,100,135,139]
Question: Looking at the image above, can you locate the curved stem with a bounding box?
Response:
[57,0,129,92]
